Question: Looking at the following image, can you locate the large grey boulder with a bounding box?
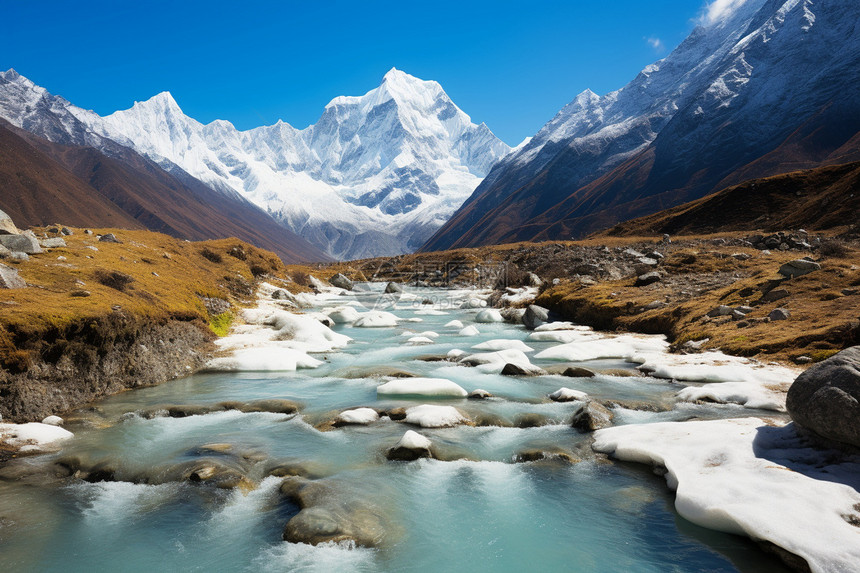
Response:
[778,259,820,279]
[634,272,661,287]
[329,273,354,290]
[523,305,549,330]
[0,209,18,235]
[98,233,121,243]
[39,238,66,249]
[0,232,42,254]
[384,282,403,294]
[786,347,860,448]
[0,263,26,289]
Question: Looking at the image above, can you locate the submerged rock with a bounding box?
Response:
[514,448,578,464]
[786,346,860,449]
[336,366,416,379]
[468,389,493,400]
[265,460,329,480]
[139,399,301,419]
[559,366,596,378]
[280,477,391,548]
[514,413,549,428]
[571,401,614,432]
[232,399,301,415]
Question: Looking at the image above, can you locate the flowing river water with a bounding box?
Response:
[0,284,793,572]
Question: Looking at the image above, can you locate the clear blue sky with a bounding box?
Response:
[1,0,708,145]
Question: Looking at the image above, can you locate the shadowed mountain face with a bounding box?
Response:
[600,161,860,237]
[0,120,330,263]
[422,0,860,252]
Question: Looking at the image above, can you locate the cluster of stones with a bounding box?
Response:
[745,230,813,251]
[699,256,826,329]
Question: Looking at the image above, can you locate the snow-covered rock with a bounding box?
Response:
[387,430,433,460]
[548,388,588,402]
[0,422,73,452]
[458,325,480,336]
[404,405,470,428]
[474,309,504,323]
[336,408,380,425]
[353,310,399,328]
[323,306,362,324]
[471,339,534,353]
[460,349,542,375]
[377,378,468,398]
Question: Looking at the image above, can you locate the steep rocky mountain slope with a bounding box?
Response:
[0,120,143,230]
[0,120,329,263]
[423,0,860,251]
[602,161,860,237]
[0,68,510,260]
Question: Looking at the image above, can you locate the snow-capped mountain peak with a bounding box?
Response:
[23,68,511,260]
[132,91,183,114]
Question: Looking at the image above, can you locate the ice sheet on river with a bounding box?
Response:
[459,349,542,375]
[593,418,860,573]
[633,352,797,412]
[534,334,669,362]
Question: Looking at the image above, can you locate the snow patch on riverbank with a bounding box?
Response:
[0,422,73,452]
[593,418,860,573]
[207,285,353,371]
[633,352,797,411]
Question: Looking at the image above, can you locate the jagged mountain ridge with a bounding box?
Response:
[50,68,509,260]
[422,0,860,251]
[0,74,330,263]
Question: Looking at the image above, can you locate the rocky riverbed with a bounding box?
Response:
[3,279,858,572]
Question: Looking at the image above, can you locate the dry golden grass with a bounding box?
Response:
[0,227,293,363]
[534,245,860,363]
